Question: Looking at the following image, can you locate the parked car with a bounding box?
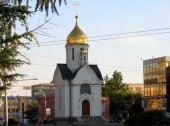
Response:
[23,119,29,125]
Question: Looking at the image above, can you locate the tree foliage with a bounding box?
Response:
[24,100,38,123]
[0,0,66,93]
[6,0,67,16]
[0,1,32,92]
[102,71,129,97]
[102,71,143,119]
[124,110,166,125]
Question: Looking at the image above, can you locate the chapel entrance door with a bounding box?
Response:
[82,100,90,116]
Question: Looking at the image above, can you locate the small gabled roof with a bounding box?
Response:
[89,65,103,80]
[57,64,73,79]
[57,64,103,80]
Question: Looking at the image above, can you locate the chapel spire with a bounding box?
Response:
[66,2,89,72]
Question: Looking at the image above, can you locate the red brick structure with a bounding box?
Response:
[37,94,55,123]
[102,97,110,122]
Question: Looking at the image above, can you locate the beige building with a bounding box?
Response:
[127,83,144,95]
[0,96,19,121]
[18,96,36,123]
[0,98,4,122]
[0,96,36,123]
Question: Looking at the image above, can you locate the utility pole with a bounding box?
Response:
[5,88,8,126]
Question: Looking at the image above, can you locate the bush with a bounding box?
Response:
[8,118,18,125]
[165,118,170,125]
[43,119,53,124]
[124,110,166,126]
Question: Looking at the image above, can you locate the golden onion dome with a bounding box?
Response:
[66,16,88,45]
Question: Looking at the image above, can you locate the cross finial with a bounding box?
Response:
[72,1,80,16]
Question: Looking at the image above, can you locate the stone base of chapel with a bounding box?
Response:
[53,116,109,126]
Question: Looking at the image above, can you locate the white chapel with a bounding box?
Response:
[52,15,103,122]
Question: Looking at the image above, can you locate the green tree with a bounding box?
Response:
[0,1,32,93]
[110,91,143,119]
[102,71,129,117]
[102,71,129,97]
[102,71,143,119]
[124,110,165,125]
[24,100,38,124]
[128,93,143,116]
[0,1,65,125]
[6,0,67,16]
[0,0,66,93]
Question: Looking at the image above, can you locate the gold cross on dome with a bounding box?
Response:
[72,1,80,15]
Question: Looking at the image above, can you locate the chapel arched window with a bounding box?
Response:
[80,84,91,95]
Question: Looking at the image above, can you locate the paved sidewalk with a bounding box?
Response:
[16,123,124,126]
[109,122,124,126]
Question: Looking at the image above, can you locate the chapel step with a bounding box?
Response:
[53,116,109,126]
[79,116,109,126]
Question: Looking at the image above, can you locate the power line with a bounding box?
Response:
[31,42,65,47]
[30,63,56,67]
[31,27,170,44]
[88,27,170,38]
[90,31,170,42]
[98,64,142,71]
[22,74,52,81]
[29,27,170,47]
[23,52,65,60]
[22,52,143,72]
[20,62,143,73]
[100,68,142,73]
[31,40,65,45]
[29,31,170,47]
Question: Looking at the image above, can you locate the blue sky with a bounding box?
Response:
[8,0,170,95]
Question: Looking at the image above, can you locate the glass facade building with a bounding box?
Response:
[143,56,170,112]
